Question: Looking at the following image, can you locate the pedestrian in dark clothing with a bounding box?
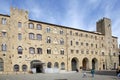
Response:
[91,69,95,77]
[76,69,79,72]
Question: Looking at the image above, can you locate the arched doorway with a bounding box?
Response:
[31,60,43,73]
[71,58,78,71]
[0,58,4,71]
[82,58,89,70]
[92,58,98,70]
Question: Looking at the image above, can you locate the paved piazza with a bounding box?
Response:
[0,71,119,80]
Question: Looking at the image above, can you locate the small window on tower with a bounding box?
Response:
[18,22,22,28]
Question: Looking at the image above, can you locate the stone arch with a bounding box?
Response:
[71,57,79,71]
[0,58,4,71]
[92,58,98,70]
[82,57,89,70]
[30,60,43,73]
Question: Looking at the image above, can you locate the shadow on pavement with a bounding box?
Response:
[87,70,116,76]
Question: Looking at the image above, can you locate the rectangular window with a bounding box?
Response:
[47,49,51,54]
[1,18,6,25]
[86,43,88,46]
[91,44,93,47]
[96,44,97,48]
[91,51,94,54]
[76,42,79,45]
[70,31,72,35]
[47,37,51,43]
[71,50,74,54]
[18,22,22,28]
[60,39,64,45]
[75,32,78,36]
[18,33,22,40]
[102,52,104,56]
[81,50,84,54]
[2,44,7,51]
[81,42,83,45]
[60,49,64,55]
[37,48,42,54]
[86,50,89,54]
[70,41,72,46]
[76,50,79,54]
[60,30,63,34]
[46,27,50,33]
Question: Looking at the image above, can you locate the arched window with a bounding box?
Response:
[61,62,65,70]
[1,43,7,51]
[47,62,52,68]
[29,47,35,54]
[47,36,51,43]
[29,33,35,40]
[22,65,27,71]
[37,24,42,30]
[18,46,23,54]
[14,64,19,72]
[36,34,42,40]
[54,62,59,68]
[0,58,4,71]
[29,23,34,29]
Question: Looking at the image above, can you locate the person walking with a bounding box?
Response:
[91,69,95,77]
[82,68,87,78]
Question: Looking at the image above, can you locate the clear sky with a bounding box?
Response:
[0,0,120,45]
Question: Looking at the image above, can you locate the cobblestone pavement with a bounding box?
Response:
[0,72,119,80]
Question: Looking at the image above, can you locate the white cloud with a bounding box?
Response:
[1,0,119,44]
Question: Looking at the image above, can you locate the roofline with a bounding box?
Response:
[0,14,117,38]
[112,36,118,39]
[29,19,102,35]
[0,14,10,17]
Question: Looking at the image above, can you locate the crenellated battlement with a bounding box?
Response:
[10,7,28,21]
[10,7,28,15]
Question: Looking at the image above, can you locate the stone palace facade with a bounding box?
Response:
[0,7,119,73]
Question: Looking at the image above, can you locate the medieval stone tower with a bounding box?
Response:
[96,18,118,69]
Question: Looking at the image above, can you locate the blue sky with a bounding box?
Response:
[0,0,120,45]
